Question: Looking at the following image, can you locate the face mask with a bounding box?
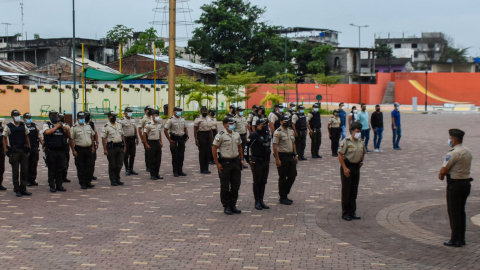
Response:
[26,119,32,124]
[147,110,153,116]
[50,116,59,124]
[291,107,295,111]
[176,111,182,117]
[353,110,357,113]
[79,119,85,124]
[202,113,208,117]
[110,116,117,123]
[282,122,290,128]
[254,109,258,114]
[354,132,361,139]
[362,107,366,111]
[376,109,380,112]
[448,139,452,148]
[14,116,21,122]
[300,110,304,114]
[85,116,91,122]
[334,113,339,117]
[396,106,400,110]
[155,116,160,122]
[314,108,319,112]
[340,106,344,110]
[228,124,235,131]
[210,113,215,117]
[126,112,132,117]
[280,108,284,112]
[239,111,244,116]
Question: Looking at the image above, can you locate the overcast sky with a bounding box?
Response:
[1,0,479,56]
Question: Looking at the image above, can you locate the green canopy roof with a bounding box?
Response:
[80,68,164,81]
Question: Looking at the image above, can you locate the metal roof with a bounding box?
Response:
[68,57,120,74]
[0,60,37,84]
[138,54,216,75]
[279,27,340,34]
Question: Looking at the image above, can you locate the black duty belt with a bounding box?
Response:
[222,157,239,162]
[147,139,160,144]
[198,131,210,133]
[240,133,247,136]
[125,136,136,140]
[75,145,92,150]
[344,159,360,167]
[278,152,295,157]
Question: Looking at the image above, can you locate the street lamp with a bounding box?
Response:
[425,69,428,111]
[57,67,63,113]
[215,62,220,115]
[350,23,369,104]
[82,62,88,111]
[276,71,280,95]
[294,63,299,106]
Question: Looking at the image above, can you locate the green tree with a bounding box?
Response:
[218,62,246,79]
[220,72,263,106]
[187,0,278,67]
[313,73,344,111]
[124,28,165,58]
[252,61,283,83]
[33,33,40,39]
[160,46,183,58]
[165,74,200,109]
[293,41,320,74]
[261,92,285,109]
[186,92,215,111]
[14,33,21,37]
[269,73,296,98]
[106,25,134,47]
[375,44,395,59]
[307,45,335,74]
[440,47,469,63]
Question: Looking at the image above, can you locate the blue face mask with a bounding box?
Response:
[239,111,244,116]
[26,119,32,124]
[79,119,85,124]
[228,124,235,131]
[448,139,452,148]
[300,110,304,114]
[314,108,319,112]
[176,111,181,117]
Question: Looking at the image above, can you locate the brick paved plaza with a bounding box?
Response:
[0,112,479,270]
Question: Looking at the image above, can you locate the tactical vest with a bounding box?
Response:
[27,123,40,148]
[88,121,95,131]
[273,112,281,130]
[44,122,66,150]
[0,122,3,147]
[295,113,307,131]
[309,112,321,128]
[7,122,26,147]
[251,130,272,160]
[248,112,257,121]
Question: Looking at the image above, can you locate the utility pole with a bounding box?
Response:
[2,23,12,43]
[167,0,176,116]
[72,0,77,123]
[350,23,369,104]
[20,0,24,40]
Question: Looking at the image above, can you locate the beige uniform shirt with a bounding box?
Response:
[339,136,366,163]
[272,127,295,153]
[329,117,341,128]
[140,115,152,130]
[144,121,163,140]
[164,116,186,136]
[3,122,29,136]
[252,115,267,126]
[292,113,301,124]
[213,130,242,159]
[101,121,124,143]
[120,117,137,137]
[194,115,211,131]
[209,116,218,130]
[233,114,247,135]
[247,113,255,124]
[71,123,95,147]
[268,112,281,124]
[443,144,472,179]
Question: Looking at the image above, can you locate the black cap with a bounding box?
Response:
[333,109,340,114]
[58,113,65,119]
[208,108,215,113]
[144,105,152,112]
[236,106,244,111]
[200,106,207,111]
[173,106,182,112]
[11,110,20,117]
[449,129,465,139]
[107,111,118,117]
[313,104,319,108]
[85,111,91,116]
[252,105,258,109]
[152,110,160,115]
[350,122,362,130]
[48,110,58,118]
[297,105,305,110]
[274,104,284,108]
[280,115,291,121]
[23,112,31,119]
[258,118,268,125]
[259,105,265,110]
[125,107,133,112]
[290,103,295,107]
[223,117,235,124]
[77,111,86,119]
[229,105,236,109]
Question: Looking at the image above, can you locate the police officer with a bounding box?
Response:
[0,117,5,190]
[59,113,71,183]
[24,113,43,186]
[226,105,236,118]
[43,110,69,192]
[3,110,31,197]
[85,112,99,180]
[268,104,283,132]
[245,118,271,210]
[102,111,126,186]
[328,109,342,157]
[234,106,248,169]
[338,122,365,221]
[144,110,164,180]
[212,117,244,215]
[246,105,258,134]
[139,106,153,172]
[121,107,139,176]
[273,115,298,205]
[292,105,307,160]
[285,103,296,118]
[70,111,95,189]
[194,106,212,174]
[208,108,218,165]
[164,106,189,177]
[438,129,472,247]
[251,106,268,132]
[307,104,322,159]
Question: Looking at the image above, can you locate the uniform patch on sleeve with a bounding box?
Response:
[446,155,451,162]
[247,138,250,142]
[340,143,344,147]
[215,135,220,141]
[274,133,278,137]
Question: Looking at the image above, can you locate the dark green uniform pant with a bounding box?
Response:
[310,127,321,157]
[144,134,149,170]
[124,137,136,170]
[107,147,124,183]
[47,150,65,188]
[11,150,28,192]
[148,140,162,177]
[218,159,242,207]
[170,139,185,174]
[0,147,5,186]
[295,130,307,158]
[277,154,297,199]
[197,131,211,172]
[209,130,217,163]
[63,148,70,180]
[446,177,471,243]
[252,160,269,202]
[340,162,360,216]
[92,147,97,176]
[330,127,341,155]
[74,146,94,185]
[27,147,39,184]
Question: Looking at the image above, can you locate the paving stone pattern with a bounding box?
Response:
[0,113,479,269]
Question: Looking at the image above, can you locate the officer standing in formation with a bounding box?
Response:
[292,105,307,160]
[59,114,71,183]
[164,106,189,177]
[438,129,472,248]
[285,102,296,118]
[307,104,322,159]
[139,106,153,172]
[121,107,139,176]
[226,105,236,118]
[70,111,95,189]
[328,109,342,157]
[43,110,69,192]
[24,113,43,186]
[245,118,271,210]
[251,106,268,132]
[102,111,126,186]
[338,122,365,221]
[234,106,248,169]
[212,117,244,215]
[273,115,298,205]
[246,105,258,134]
[144,110,164,180]
[208,108,218,165]
[3,110,31,197]
[194,106,212,174]
[84,112,99,180]
[268,104,283,132]
[0,117,5,191]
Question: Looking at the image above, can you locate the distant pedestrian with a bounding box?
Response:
[391,102,402,150]
[194,106,212,174]
[356,103,371,153]
[328,109,342,157]
[292,105,307,160]
[371,105,384,152]
[121,107,139,176]
[338,102,347,140]
[23,113,43,186]
[348,106,358,131]
[307,103,322,159]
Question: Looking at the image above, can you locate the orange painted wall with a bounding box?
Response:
[0,85,30,117]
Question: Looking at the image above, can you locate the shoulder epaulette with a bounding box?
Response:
[276,128,282,131]
[219,131,224,135]
[104,123,108,127]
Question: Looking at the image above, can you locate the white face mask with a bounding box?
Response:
[126,112,132,117]
[354,132,361,139]
[291,107,295,111]
[353,110,357,114]
[14,116,21,122]
[154,116,160,122]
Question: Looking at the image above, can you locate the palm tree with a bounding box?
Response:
[186,92,215,111]
[261,92,285,110]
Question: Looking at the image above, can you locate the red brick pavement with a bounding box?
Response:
[0,113,478,269]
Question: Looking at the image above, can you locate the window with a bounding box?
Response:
[334,57,340,68]
[411,43,418,48]
[414,52,419,58]
[428,43,435,49]
[394,44,401,48]
[427,51,434,58]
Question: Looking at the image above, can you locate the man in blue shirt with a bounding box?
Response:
[391,102,402,150]
[356,103,371,153]
[338,102,347,140]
